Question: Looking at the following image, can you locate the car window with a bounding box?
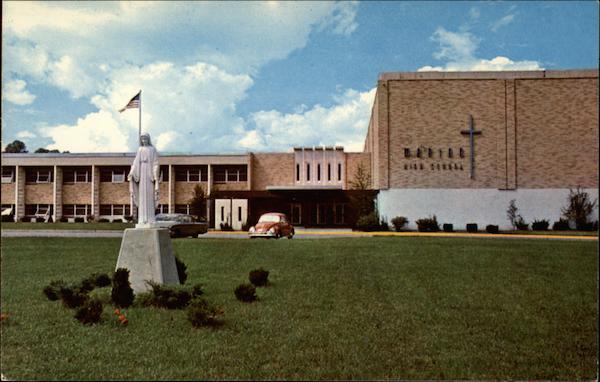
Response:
[258,215,279,223]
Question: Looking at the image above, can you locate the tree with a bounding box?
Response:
[35,148,60,153]
[349,160,371,190]
[349,161,374,217]
[188,184,206,220]
[561,187,598,229]
[3,140,27,153]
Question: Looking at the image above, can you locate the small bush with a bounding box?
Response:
[234,283,257,303]
[86,215,94,223]
[531,219,550,231]
[59,216,69,222]
[43,280,67,301]
[20,216,30,222]
[98,218,109,223]
[355,212,381,232]
[111,268,135,308]
[466,223,478,233]
[124,215,133,222]
[577,221,596,231]
[74,298,103,325]
[514,217,529,231]
[485,225,499,234]
[415,215,440,232]
[187,298,223,328]
[220,223,234,231]
[175,256,188,284]
[74,217,84,223]
[443,223,453,232]
[392,216,408,232]
[91,273,111,288]
[59,285,89,309]
[140,282,192,309]
[1,215,14,222]
[78,277,96,293]
[35,217,45,223]
[241,222,251,231]
[552,218,570,231]
[112,219,123,223]
[249,268,269,287]
[191,284,204,298]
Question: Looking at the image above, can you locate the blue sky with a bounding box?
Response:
[2,1,598,154]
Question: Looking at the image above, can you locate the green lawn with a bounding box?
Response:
[1,237,597,380]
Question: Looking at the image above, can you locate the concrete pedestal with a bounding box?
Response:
[115,228,180,294]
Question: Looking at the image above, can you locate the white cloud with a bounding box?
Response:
[16,130,36,139]
[469,7,480,20]
[319,1,359,36]
[3,79,36,105]
[491,14,515,32]
[418,27,543,72]
[242,87,376,152]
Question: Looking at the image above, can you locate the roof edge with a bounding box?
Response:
[378,69,599,81]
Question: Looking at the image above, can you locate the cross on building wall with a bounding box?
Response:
[460,114,482,179]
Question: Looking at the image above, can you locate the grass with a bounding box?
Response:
[1,237,597,380]
[1,221,134,230]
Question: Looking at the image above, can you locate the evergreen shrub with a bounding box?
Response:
[531,219,550,231]
[415,216,440,232]
[485,225,499,234]
[175,256,188,284]
[249,268,269,287]
[187,298,223,328]
[443,223,453,232]
[552,219,570,231]
[466,223,478,233]
[140,282,191,309]
[74,298,103,325]
[234,283,257,302]
[111,268,135,308]
[43,280,67,301]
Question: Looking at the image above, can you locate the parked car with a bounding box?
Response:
[248,212,295,239]
[154,213,208,238]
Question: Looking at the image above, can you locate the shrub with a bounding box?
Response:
[531,219,550,231]
[466,223,478,233]
[112,219,123,223]
[35,217,45,223]
[241,222,251,231]
[78,277,96,293]
[74,298,103,325]
[111,268,135,308]
[43,280,67,301]
[91,273,111,288]
[74,217,84,223]
[415,215,440,232]
[124,215,133,222]
[86,215,94,223]
[355,212,380,232]
[442,223,453,232]
[98,218,109,223]
[561,187,598,230]
[234,283,257,303]
[187,298,223,328]
[1,215,14,222]
[191,284,204,298]
[577,221,596,231]
[506,199,520,229]
[552,218,571,231]
[220,222,234,231]
[175,255,188,284]
[379,218,390,231]
[59,285,89,309]
[249,268,269,287]
[485,225,499,234]
[59,216,69,222]
[20,216,30,222]
[514,217,529,231]
[140,282,191,309]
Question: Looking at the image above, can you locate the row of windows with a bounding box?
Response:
[1,166,248,184]
[296,163,342,182]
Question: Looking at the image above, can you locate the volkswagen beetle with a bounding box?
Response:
[248,212,294,239]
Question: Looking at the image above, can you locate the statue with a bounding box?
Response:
[128,133,159,226]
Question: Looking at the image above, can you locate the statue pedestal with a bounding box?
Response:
[115,228,180,294]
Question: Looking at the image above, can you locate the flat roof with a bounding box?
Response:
[378,69,599,81]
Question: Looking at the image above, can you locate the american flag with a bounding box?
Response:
[118,92,140,113]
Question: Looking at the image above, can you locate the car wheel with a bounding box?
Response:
[171,229,180,238]
[287,233,293,239]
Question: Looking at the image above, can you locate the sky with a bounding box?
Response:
[2,1,598,154]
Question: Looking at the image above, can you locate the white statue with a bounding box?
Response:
[128,133,159,227]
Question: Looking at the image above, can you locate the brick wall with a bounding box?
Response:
[99,183,130,204]
[1,184,15,204]
[63,184,92,204]
[24,184,53,204]
[251,153,294,190]
[345,152,372,189]
[366,70,599,190]
[174,182,207,204]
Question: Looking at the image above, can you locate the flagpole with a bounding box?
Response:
[138,90,142,143]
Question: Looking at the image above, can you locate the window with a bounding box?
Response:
[459,148,465,158]
[317,164,321,181]
[327,163,331,181]
[448,148,453,158]
[25,167,53,183]
[290,203,301,225]
[221,206,224,221]
[99,167,129,182]
[99,204,131,216]
[428,148,433,158]
[416,148,422,158]
[155,204,169,214]
[25,204,53,217]
[1,204,14,216]
[335,203,345,224]
[337,163,342,181]
[1,167,14,183]
[175,166,207,182]
[404,148,411,158]
[63,167,91,183]
[306,164,310,181]
[63,204,91,217]
[296,164,300,182]
[238,206,242,222]
[213,165,247,183]
[175,204,191,215]
[159,166,169,182]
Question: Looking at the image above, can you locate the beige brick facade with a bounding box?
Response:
[345,152,372,189]
[24,184,53,204]
[1,184,15,204]
[99,183,130,204]
[365,70,599,190]
[250,153,295,190]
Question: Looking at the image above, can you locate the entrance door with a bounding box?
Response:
[316,203,334,225]
[290,203,301,225]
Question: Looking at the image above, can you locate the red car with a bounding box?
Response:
[248,213,295,239]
